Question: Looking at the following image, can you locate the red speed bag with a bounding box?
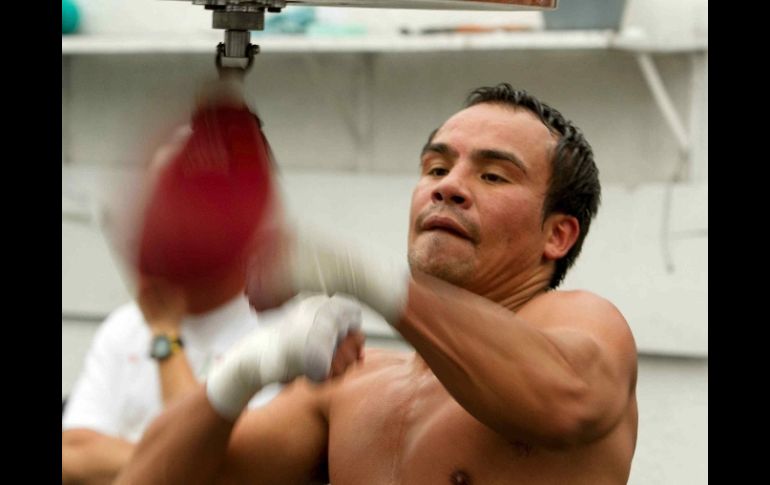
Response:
[137,104,274,285]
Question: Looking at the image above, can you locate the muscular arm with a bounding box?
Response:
[117,295,363,484]
[114,386,235,485]
[251,228,636,449]
[116,381,330,485]
[62,429,134,485]
[397,273,637,449]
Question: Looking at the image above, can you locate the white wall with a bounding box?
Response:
[63,50,696,185]
[631,355,708,485]
[622,0,708,49]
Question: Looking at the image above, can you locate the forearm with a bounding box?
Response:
[274,237,583,440]
[397,275,590,444]
[272,234,616,445]
[137,278,197,406]
[157,350,199,406]
[62,431,134,485]
[121,295,361,485]
[116,386,235,485]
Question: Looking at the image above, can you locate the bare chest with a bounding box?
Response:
[327,371,537,485]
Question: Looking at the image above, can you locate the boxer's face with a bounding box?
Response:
[408,103,558,296]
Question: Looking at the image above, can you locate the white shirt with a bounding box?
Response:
[63,295,282,442]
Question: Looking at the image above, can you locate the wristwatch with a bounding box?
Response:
[149,333,184,361]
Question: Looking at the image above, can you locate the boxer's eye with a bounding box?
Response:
[427,167,449,177]
[481,173,509,184]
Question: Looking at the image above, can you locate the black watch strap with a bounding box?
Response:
[149,334,184,361]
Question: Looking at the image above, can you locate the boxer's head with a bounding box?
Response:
[408,84,600,297]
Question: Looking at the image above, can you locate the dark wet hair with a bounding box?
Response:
[464,83,601,288]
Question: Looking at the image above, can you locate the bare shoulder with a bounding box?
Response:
[522,290,628,328]
[521,290,637,361]
[223,351,414,482]
[224,379,335,482]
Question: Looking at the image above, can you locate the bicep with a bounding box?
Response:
[534,294,637,429]
[62,428,134,453]
[62,428,135,484]
[542,324,636,394]
[218,380,330,485]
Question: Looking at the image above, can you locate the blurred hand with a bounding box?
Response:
[206,293,364,420]
[137,276,188,333]
[330,329,366,378]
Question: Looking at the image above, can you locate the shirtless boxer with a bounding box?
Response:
[117,83,638,485]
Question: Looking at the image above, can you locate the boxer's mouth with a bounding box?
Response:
[421,214,474,242]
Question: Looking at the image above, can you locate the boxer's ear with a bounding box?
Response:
[543,214,579,261]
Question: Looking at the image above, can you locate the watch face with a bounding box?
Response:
[150,336,172,359]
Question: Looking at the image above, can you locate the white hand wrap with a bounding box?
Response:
[206,293,362,421]
[288,230,410,326]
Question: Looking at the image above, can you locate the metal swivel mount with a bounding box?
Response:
[170,1,289,74]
